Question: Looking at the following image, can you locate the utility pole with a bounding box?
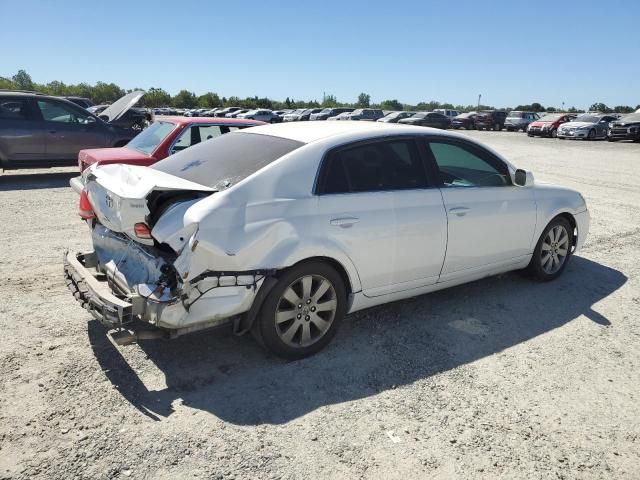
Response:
[477,94,481,112]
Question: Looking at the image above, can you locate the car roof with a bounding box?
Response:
[154,116,265,126]
[243,119,468,145]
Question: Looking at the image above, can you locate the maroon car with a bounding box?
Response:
[527,113,576,138]
[77,116,264,172]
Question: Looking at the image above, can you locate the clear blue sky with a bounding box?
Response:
[1,0,638,109]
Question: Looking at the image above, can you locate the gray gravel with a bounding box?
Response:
[1,131,639,479]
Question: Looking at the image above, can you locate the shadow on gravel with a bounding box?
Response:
[0,171,76,191]
[88,256,626,424]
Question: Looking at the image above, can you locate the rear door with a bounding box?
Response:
[315,137,447,297]
[425,137,536,282]
[37,98,107,160]
[0,95,45,163]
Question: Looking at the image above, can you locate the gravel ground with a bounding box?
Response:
[1,131,639,479]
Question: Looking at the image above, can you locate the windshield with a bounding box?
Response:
[508,111,524,118]
[538,114,563,122]
[574,115,600,123]
[412,113,427,118]
[319,108,332,114]
[152,132,305,190]
[126,121,176,155]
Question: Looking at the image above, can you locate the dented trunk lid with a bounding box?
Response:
[85,163,213,245]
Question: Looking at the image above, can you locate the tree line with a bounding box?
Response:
[2,70,638,114]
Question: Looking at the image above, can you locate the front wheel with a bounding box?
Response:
[254,261,347,359]
[527,217,573,281]
[550,128,557,138]
[587,129,596,141]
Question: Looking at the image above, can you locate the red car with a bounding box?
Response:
[527,113,576,138]
[77,116,264,172]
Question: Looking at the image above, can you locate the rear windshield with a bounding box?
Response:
[538,114,563,122]
[127,121,176,155]
[152,132,305,190]
[508,111,524,118]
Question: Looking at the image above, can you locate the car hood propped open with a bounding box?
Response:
[99,90,145,123]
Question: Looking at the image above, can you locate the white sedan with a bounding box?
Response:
[65,122,590,358]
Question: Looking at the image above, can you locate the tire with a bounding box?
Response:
[466,123,474,130]
[254,261,347,359]
[507,127,513,132]
[550,128,557,138]
[527,216,574,281]
[494,123,500,131]
[587,129,596,141]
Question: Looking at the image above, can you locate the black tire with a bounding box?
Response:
[550,128,557,138]
[587,129,596,141]
[466,123,474,130]
[494,123,500,131]
[607,136,615,142]
[254,261,347,359]
[507,126,513,132]
[527,216,574,281]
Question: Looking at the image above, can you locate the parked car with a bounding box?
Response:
[341,108,385,121]
[310,108,354,121]
[237,109,281,123]
[398,112,451,129]
[0,91,137,168]
[65,121,589,359]
[283,109,308,122]
[433,109,460,120]
[607,112,640,142]
[557,113,618,140]
[474,110,508,131]
[226,109,250,118]
[377,111,416,123]
[298,108,324,121]
[527,113,576,138]
[64,97,94,109]
[327,111,354,121]
[505,111,540,132]
[74,116,264,175]
[214,107,242,117]
[451,112,477,130]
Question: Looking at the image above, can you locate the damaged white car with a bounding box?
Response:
[65,122,590,358]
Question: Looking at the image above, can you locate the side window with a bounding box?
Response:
[199,125,223,141]
[0,98,30,120]
[428,142,510,188]
[319,139,427,194]
[37,100,93,124]
[172,126,196,153]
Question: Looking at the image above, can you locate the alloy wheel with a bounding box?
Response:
[540,225,570,274]
[275,275,337,348]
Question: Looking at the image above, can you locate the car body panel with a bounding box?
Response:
[557,115,616,139]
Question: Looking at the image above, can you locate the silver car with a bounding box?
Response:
[505,111,540,132]
[557,114,618,140]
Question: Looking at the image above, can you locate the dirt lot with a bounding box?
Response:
[1,131,639,479]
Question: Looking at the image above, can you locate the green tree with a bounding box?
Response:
[0,76,16,89]
[139,87,172,108]
[589,102,610,113]
[12,69,34,90]
[546,106,557,112]
[612,105,634,114]
[380,99,403,111]
[173,90,197,108]
[321,94,338,108]
[356,92,371,108]
[197,92,222,108]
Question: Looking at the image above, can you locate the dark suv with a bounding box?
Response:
[474,110,508,131]
[0,91,135,168]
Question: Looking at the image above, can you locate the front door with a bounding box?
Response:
[426,139,537,282]
[36,99,106,160]
[0,96,45,163]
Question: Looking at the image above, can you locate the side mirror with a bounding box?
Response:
[514,169,531,187]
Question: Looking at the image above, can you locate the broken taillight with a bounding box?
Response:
[78,189,95,220]
[134,222,153,239]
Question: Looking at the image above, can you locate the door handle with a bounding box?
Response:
[449,207,470,217]
[330,217,360,228]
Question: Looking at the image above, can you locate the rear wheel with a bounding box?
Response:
[254,261,347,359]
[527,217,573,281]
